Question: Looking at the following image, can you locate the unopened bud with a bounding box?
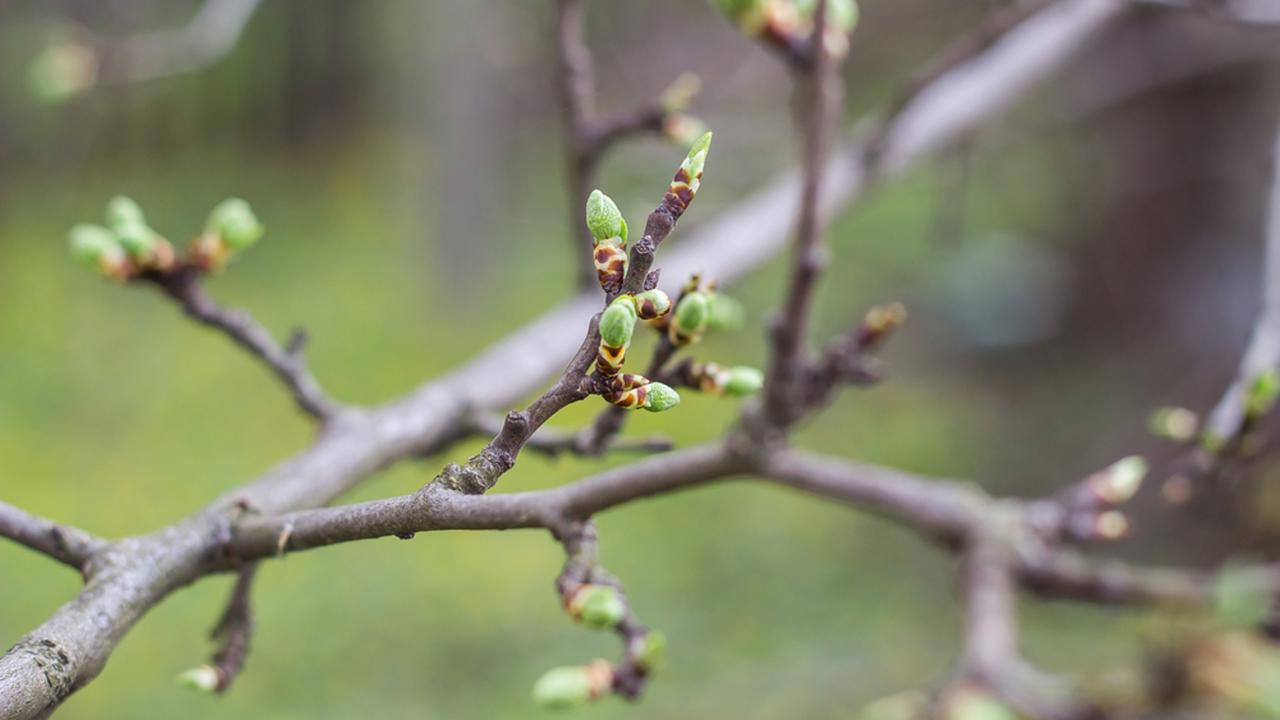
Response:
[206,197,264,251]
[586,189,627,243]
[706,293,745,330]
[723,367,764,397]
[674,292,710,335]
[600,296,639,348]
[633,289,672,320]
[643,382,681,412]
[68,224,128,279]
[176,665,220,693]
[663,113,708,147]
[681,132,713,190]
[1090,456,1147,505]
[568,584,626,629]
[1247,369,1280,418]
[634,631,667,671]
[1149,406,1198,442]
[532,660,612,710]
[105,195,146,232]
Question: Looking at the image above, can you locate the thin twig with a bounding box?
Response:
[0,501,105,573]
[146,267,340,422]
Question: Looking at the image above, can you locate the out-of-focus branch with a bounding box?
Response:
[88,0,261,89]
[0,501,105,573]
[1203,127,1280,445]
[763,0,847,431]
[147,267,341,422]
[464,411,673,458]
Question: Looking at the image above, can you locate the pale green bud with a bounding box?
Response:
[600,296,638,348]
[723,367,764,397]
[113,220,157,258]
[569,585,626,629]
[68,224,123,269]
[633,289,672,319]
[1148,406,1198,442]
[206,198,264,250]
[643,382,681,412]
[1248,368,1280,418]
[176,665,220,693]
[706,293,745,330]
[680,131,713,183]
[634,631,667,671]
[674,292,710,334]
[105,196,146,233]
[532,666,593,710]
[585,189,626,242]
[1092,456,1146,505]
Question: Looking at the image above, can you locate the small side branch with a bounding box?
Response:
[0,501,106,573]
[147,267,340,422]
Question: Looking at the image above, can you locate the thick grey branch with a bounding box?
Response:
[0,502,105,573]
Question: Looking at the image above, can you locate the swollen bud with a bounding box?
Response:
[568,585,626,629]
[600,296,639,348]
[206,198,264,250]
[176,665,220,693]
[634,289,673,320]
[674,292,710,335]
[1148,406,1198,442]
[643,382,681,412]
[682,132,713,188]
[68,224,128,279]
[585,190,626,243]
[723,367,764,397]
[1092,456,1147,505]
[706,293,745,331]
[105,196,146,233]
[531,660,612,710]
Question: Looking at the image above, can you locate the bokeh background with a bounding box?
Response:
[3,1,1280,717]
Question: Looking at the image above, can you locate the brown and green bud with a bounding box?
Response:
[643,382,681,412]
[600,296,639,348]
[532,660,613,710]
[1148,406,1198,442]
[68,224,129,280]
[633,289,673,320]
[669,291,711,345]
[206,197,264,251]
[105,196,173,269]
[1088,455,1147,505]
[567,584,626,629]
[663,113,708,147]
[664,132,712,218]
[176,665,221,694]
[586,189,627,243]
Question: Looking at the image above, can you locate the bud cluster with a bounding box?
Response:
[685,362,765,397]
[68,196,263,279]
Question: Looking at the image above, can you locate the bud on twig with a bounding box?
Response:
[68,224,129,280]
[1247,369,1280,419]
[1086,456,1147,505]
[604,374,681,412]
[567,584,627,629]
[669,291,711,346]
[207,198,264,251]
[1148,406,1199,442]
[176,665,221,694]
[663,132,712,220]
[586,190,628,293]
[105,196,173,270]
[532,660,614,710]
[633,289,672,321]
[633,631,667,671]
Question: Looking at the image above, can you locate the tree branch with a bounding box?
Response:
[0,502,105,574]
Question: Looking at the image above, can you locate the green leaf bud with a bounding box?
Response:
[206,198,264,251]
[674,292,710,334]
[706,293,745,331]
[643,382,681,412]
[681,131,713,185]
[723,367,764,397]
[585,189,626,243]
[176,665,220,693]
[1148,406,1198,442]
[68,224,124,272]
[1248,368,1280,418]
[569,585,626,629]
[1090,455,1146,505]
[105,195,146,233]
[634,631,667,671]
[113,220,157,258]
[532,666,595,710]
[600,296,638,348]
